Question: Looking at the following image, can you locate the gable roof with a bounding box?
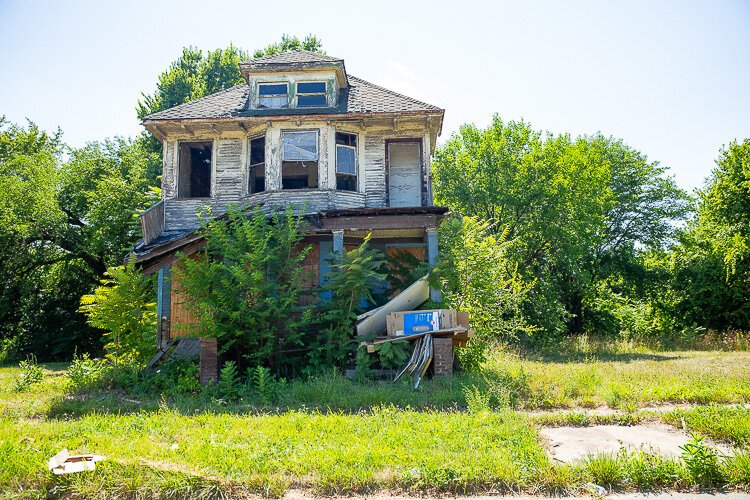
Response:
[141,75,442,122]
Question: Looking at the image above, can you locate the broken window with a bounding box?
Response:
[296,81,327,107]
[249,136,265,194]
[282,131,319,189]
[258,83,288,108]
[178,141,212,198]
[335,132,357,191]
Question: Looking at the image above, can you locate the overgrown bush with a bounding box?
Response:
[13,355,43,391]
[437,215,533,368]
[308,233,386,373]
[79,258,157,368]
[175,205,313,377]
[67,352,108,392]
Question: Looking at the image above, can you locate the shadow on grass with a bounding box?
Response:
[45,374,476,420]
[526,352,682,363]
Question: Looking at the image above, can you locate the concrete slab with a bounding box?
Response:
[539,423,731,463]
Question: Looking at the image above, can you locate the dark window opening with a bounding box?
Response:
[178,141,212,198]
[282,131,319,189]
[249,136,266,194]
[335,132,357,191]
[297,81,328,107]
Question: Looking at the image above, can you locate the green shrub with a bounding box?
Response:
[374,341,410,369]
[437,216,533,368]
[67,352,108,392]
[79,258,157,368]
[174,206,313,377]
[309,233,386,372]
[247,365,284,404]
[13,355,43,391]
[217,361,241,401]
[680,433,725,487]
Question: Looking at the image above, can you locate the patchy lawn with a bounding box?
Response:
[1,346,749,497]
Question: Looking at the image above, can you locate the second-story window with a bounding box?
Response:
[282,130,319,189]
[335,132,357,191]
[249,136,265,194]
[296,82,327,107]
[258,83,288,108]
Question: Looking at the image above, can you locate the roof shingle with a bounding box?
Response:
[142,75,442,122]
[246,50,343,65]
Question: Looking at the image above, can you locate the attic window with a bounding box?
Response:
[178,141,212,198]
[296,82,327,107]
[282,131,318,189]
[258,83,288,108]
[335,132,357,191]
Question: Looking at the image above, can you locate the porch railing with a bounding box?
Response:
[140,200,164,246]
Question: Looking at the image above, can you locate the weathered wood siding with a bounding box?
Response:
[158,119,435,231]
[169,255,201,338]
[214,139,244,204]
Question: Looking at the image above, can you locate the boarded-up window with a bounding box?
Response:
[282,131,319,189]
[178,141,212,198]
[387,141,422,207]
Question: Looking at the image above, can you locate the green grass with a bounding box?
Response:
[664,405,750,447]
[2,344,750,497]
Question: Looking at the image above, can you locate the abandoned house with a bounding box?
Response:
[133,51,448,377]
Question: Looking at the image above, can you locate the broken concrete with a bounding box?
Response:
[540,423,732,463]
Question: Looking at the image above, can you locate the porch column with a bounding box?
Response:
[156,265,172,350]
[332,230,344,264]
[426,227,441,302]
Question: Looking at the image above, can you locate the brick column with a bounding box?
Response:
[199,338,218,385]
[432,337,454,377]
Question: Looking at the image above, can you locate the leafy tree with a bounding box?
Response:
[433,115,689,336]
[174,205,314,376]
[79,258,157,367]
[437,215,532,367]
[0,118,157,359]
[136,36,324,177]
[252,34,324,58]
[656,139,750,331]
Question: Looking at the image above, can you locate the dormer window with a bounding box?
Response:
[258,83,288,108]
[296,82,327,107]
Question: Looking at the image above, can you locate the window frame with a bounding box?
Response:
[176,140,214,199]
[296,81,328,108]
[248,135,266,194]
[281,129,320,190]
[335,131,358,192]
[257,82,289,109]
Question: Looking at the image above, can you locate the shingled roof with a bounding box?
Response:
[141,75,442,122]
[242,50,343,66]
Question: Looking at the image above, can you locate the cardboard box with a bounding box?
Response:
[386,309,457,336]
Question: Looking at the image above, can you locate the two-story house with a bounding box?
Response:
[133,51,447,349]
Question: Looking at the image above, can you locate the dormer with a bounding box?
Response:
[239,51,348,110]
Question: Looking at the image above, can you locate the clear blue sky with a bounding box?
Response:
[1,0,748,191]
